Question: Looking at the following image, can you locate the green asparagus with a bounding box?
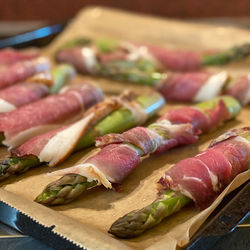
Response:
[95,60,166,86]
[50,64,75,94]
[0,155,41,181]
[35,174,98,205]
[202,43,250,66]
[109,190,191,238]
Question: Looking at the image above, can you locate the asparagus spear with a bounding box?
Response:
[109,190,191,238]
[0,93,164,180]
[56,38,91,52]
[202,43,250,66]
[49,64,75,94]
[0,155,41,181]
[35,96,241,205]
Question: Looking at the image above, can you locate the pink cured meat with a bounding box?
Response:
[97,126,198,156]
[56,47,92,73]
[96,127,154,155]
[0,57,50,89]
[0,48,38,65]
[0,83,103,143]
[91,125,197,184]
[146,46,202,71]
[98,51,127,64]
[154,134,198,154]
[0,82,49,109]
[225,76,250,105]
[12,125,66,157]
[157,72,211,102]
[87,144,140,183]
[164,100,229,133]
[205,100,230,130]
[158,136,250,209]
[56,47,128,73]
[164,107,208,133]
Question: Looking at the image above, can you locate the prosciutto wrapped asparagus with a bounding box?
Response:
[56,38,250,74]
[157,72,250,105]
[56,38,250,105]
[0,91,164,180]
[0,83,103,148]
[0,57,50,89]
[35,96,241,205]
[109,127,250,238]
[0,64,75,113]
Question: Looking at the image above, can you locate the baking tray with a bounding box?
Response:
[0,6,250,249]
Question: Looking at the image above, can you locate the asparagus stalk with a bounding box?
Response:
[95,60,166,86]
[202,43,250,66]
[109,190,191,238]
[56,38,91,52]
[0,93,164,180]
[0,155,41,181]
[35,174,98,205]
[35,96,241,205]
[50,64,75,94]
[75,93,164,149]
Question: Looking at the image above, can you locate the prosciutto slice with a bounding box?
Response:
[0,71,54,113]
[0,83,103,148]
[0,57,50,89]
[0,82,49,113]
[157,71,228,102]
[0,48,38,65]
[158,127,250,209]
[146,45,202,71]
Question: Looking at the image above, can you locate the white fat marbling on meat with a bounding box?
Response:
[150,119,194,139]
[39,114,94,166]
[3,113,81,149]
[164,174,195,201]
[183,175,208,188]
[146,128,164,152]
[195,158,220,192]
[3,124,59,149]
[50,162,113,189]
[194,71,228,102]
[120,41,156,62]
[0,98,16,113]
[81,47,97,73]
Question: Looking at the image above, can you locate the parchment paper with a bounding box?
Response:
[0,7,250,249]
